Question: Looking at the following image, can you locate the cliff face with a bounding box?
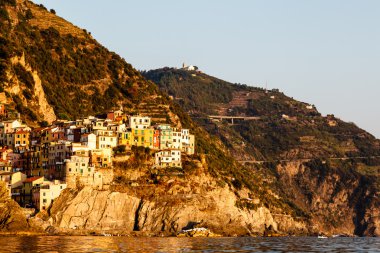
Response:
[0,182,28,232]
[275,161,379,236]
[49,162,307,236]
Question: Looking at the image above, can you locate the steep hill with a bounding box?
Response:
[0,0,314,236]
[0,0,161,126]
[143,67,380,236]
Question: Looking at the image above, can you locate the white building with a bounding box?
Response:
[65,152,95,189]
[92,119,108,130]
[155,149,182,168]
[1,120,22,134]
[80,133,97,150]
[182,133,195,155]
[39,180,67,210]
[94,130,117,149]
[182,63,197,71]
[129,116,151,129]
[171,130,182,149]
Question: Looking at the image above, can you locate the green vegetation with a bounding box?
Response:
[143,68,236,115]
[0,0,16,6]
[0,1,158,122]
[13,64,34,89]
[144,67,380,223]
[144,68,380,163]
[113,145,127,155]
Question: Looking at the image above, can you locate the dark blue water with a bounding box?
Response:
[0,236,379,252]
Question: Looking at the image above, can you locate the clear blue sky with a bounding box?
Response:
[32,0,380,138]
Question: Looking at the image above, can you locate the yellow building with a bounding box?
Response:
[14,130,30,151]
[131,128,154,148]
[117,131,133,148]
[117,128,155,149]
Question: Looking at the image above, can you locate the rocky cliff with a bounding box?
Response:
[0,182,28,232]
[49,157,307,236]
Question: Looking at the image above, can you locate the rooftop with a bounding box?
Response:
[24,177,43,183]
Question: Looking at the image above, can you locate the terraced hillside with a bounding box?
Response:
[144,67,380,236]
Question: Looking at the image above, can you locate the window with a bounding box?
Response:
[43,199,47,203]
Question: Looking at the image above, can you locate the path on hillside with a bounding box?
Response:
[239,156,380,165]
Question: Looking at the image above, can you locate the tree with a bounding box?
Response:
[50,9,56,14]
[25,9,33,20]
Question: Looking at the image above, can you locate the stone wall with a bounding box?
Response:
[66,168,114,190]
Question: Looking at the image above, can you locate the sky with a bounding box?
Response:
[32,0,380,138]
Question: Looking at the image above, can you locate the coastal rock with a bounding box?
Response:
[51,188,140,231]
[0,182,28,231]
[49,172,307,236]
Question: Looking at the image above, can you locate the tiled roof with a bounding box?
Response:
[24,177,43,183]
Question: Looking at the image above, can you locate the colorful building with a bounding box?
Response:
[154,149,182,168]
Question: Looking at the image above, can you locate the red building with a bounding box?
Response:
[153,130,160,149]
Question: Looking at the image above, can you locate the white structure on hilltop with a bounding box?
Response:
[182,63,197,71]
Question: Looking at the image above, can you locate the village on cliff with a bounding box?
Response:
[0,108,195,211]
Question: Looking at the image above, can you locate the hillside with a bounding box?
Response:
[0,0,317,236]
[143,67,380,236]
[0,0,162,126]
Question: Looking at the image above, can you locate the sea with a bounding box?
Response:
[0,236,379,252]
